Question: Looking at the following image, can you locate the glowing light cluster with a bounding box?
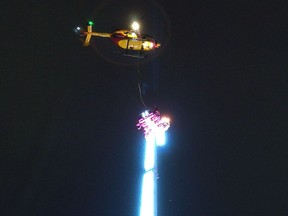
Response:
[137,109,170,137]
[137,109,170,216]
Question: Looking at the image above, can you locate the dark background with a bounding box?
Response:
[1,0,288,215]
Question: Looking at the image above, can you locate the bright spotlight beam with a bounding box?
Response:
[137,108,170,216]
[139,170,155,216]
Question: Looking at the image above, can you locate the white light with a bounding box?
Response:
[139,170,155,216]
[156,131,166,146]
[131,21,140,31]
[161,117,170,123]
[138,110,170,216]
[144,135,156,171]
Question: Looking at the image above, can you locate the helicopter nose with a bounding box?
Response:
[155,42,161,48]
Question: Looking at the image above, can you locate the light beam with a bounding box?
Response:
[137,109,170,216]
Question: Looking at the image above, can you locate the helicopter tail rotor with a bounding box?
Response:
[83,21,93,46]
[82,21,111,46]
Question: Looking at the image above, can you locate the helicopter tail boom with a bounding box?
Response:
[83,25,111,46]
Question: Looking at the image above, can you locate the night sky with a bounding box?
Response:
[2,0,288,215]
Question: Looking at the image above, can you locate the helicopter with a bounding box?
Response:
[75,21,161,58]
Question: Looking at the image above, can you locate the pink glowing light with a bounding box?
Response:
[137,109,170,137]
